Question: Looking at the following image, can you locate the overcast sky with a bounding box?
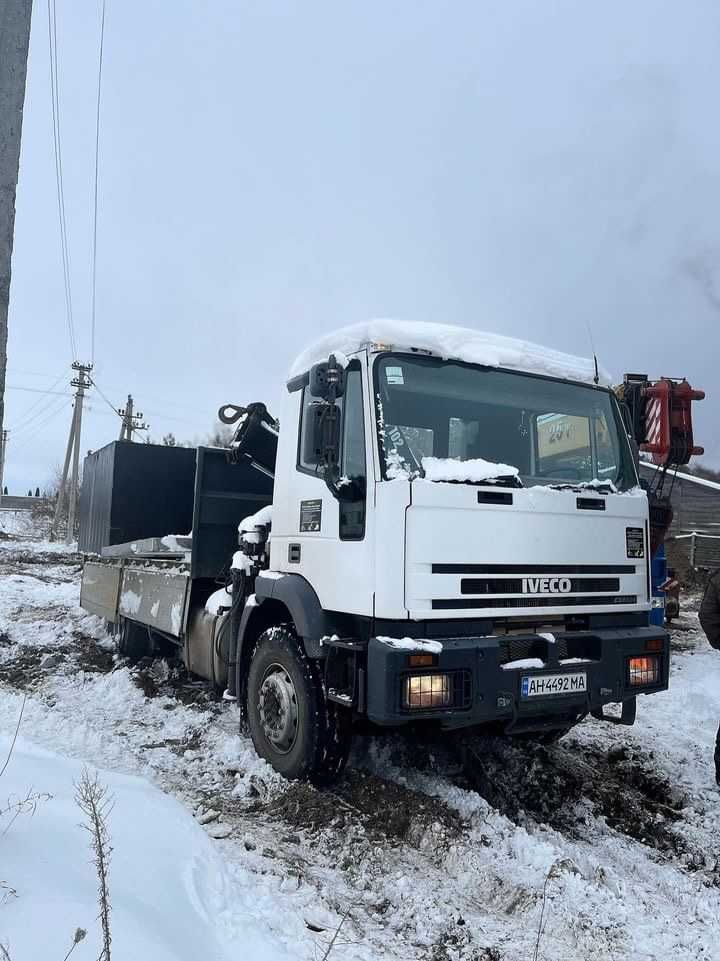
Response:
[5,0,720,493]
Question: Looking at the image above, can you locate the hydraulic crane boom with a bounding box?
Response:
[616,374,705,555]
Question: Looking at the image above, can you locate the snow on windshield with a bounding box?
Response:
[421,456,520,484]
[291,318,611,385]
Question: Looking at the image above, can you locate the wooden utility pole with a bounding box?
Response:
[118,394,148,442]
[51,363,92,543]
[0,1,33,463]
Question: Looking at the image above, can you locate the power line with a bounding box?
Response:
[90,0,107,364]
[7,370,68,428]
[89,375,122,418]
[9,396,72,454]
[10,385,70,436]
[47,0,77,361]
[6,384,71,397]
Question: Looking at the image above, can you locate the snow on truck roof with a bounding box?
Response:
[290,319,612,386]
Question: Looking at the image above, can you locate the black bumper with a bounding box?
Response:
[365,627,669,731]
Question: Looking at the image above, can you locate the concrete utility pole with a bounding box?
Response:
[118,394,148,442]
[0,1,33,468]
[51,363,93,544]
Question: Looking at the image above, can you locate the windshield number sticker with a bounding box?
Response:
[385,366,404,385]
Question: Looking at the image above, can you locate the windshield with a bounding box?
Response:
[374,354,636,490]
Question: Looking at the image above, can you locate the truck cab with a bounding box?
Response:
[233,322,668,778]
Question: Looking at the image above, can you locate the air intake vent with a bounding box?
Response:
[577,497,606,511]
[432,564,636,575]
[432,595,638,610]
[461,577,620,595]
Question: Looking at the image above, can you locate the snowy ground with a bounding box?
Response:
[1,537,720,961]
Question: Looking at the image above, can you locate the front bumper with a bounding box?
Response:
[365,627,669,731]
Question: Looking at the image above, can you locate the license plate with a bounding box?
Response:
[521,672,587,698]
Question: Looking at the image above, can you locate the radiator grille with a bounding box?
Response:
[432,595,638,610]
[432,563,636,575]
[460,577,620,595]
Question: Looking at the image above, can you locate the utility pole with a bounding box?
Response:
[0,429,7,506]
[118,394,148,442]
[51,363,93,543]
[0,1,33,464]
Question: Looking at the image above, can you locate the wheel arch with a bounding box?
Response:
[253,573,327,657]
[235,574,329,718]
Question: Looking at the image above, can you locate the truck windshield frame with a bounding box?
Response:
[373,353,637,491]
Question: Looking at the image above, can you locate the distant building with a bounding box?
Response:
[639,463,720,572]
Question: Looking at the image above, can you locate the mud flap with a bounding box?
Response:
[591,697,636,726]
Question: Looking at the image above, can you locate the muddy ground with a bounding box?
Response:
[2,543,719,960]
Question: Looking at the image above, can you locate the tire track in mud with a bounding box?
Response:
[456,735,720,882]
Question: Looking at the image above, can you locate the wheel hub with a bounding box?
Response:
[258,665,299,754]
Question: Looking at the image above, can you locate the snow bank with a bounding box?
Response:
[376,636,443,654]
[290,319,612,385]
[0,737,290,961]
[421,456,520,483]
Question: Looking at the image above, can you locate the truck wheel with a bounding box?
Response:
[246,626,351,784]
[117,618,152,663]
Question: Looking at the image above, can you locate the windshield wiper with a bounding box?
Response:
[482,474,525,489]
[547,481,616,494]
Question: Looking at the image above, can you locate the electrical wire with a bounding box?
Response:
[7,371,68,430]
[47,0,77,362]
[6,384,71,398]
[10,389,71,437]
[90,0,107,364]
[89,376,121,418]
[12,393,71,442]
[9,398,73,458]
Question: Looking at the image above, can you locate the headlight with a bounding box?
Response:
[403,673,452,709]
[627,655,659,687]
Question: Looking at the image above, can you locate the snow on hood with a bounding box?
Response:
[290,319,612,385]
[421,456,520,484]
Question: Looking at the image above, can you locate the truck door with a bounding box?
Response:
[271,360,375,617]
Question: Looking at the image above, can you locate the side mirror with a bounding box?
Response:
[302,400,341,470]
[309,354,346,400]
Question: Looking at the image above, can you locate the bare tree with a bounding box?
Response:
[75,770,113,961]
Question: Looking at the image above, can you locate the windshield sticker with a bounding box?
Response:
[385,366,404,385]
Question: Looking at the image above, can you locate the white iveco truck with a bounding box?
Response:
[80,320,690,783]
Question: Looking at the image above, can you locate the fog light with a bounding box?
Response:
[403,673,451,709]
[628,655,659,686]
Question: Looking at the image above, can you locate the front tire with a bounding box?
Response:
[246,626,351,783]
